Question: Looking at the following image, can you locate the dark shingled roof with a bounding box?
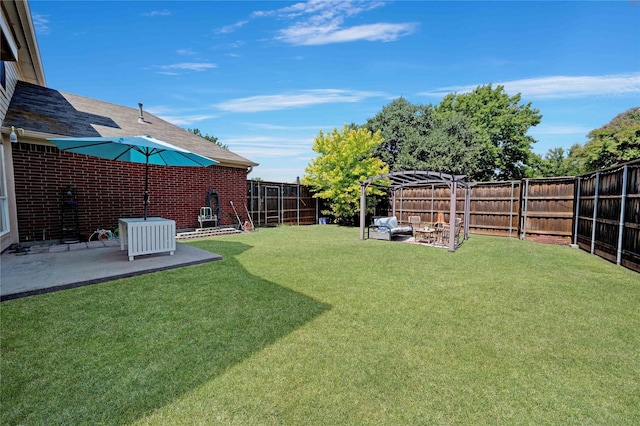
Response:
[5,81,258,168]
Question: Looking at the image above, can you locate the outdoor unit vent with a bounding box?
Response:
[138,102,146,124]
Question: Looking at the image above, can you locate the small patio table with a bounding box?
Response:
[414,227,436,244]
[118,217,176,261]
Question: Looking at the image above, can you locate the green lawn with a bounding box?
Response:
[2,226,639,425]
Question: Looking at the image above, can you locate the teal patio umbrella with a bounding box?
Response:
[48,135,218,220]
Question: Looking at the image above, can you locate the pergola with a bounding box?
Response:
[359,170,472,252]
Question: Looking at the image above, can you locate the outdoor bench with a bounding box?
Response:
[367,216,413,241]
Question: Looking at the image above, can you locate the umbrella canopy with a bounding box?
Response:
[48,135,218,219]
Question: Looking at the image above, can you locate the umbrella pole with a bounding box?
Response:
[144,161,149,220]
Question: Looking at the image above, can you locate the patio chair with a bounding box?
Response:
[408,216,422,235]
[435,218,463,246]
[198,207,218,228]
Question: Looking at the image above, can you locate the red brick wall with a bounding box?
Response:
[12,142,248,242]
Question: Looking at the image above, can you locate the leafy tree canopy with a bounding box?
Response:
[364,98,486,179]
[436,84,542,181]
[398,111,485,177]
[302,125,388,223]
[577,107,640,171]
[533,107,640,177]
[187,128,229,150]
[532,144,585,177]
[365,97,429,172]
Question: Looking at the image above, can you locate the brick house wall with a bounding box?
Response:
[12,142,248,243]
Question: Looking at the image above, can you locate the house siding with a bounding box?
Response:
[1,60,21,251]
[12,143,248,243]
[1,61,20,121]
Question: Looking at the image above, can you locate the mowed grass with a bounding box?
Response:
[2,226,639,425]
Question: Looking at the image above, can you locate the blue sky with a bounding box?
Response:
[31,0,640,182]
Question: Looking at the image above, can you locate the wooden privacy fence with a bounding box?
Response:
[390,160,639,273]
[574,160,640,272]
[394,177,575,244]
[251,159,639,272]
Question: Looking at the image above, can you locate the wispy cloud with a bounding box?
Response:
[278,22,417,45]
[254,0,417,45]
[528,125,592,136]
[159,114,219,126]
[177,48,197,56]
[32,14,50,35]
[155,62,218,73]
[224,136,313,158]
[244,123,334,131]
[419,73,640,99]
[145,106,218,126]
[215,89,385,112]
[142,10,170,17]
[216,20,249,34]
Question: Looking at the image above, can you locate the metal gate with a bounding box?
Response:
[247,179,318,226]
[264,185,282,226]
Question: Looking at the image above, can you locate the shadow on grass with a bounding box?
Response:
[1,241,330,425]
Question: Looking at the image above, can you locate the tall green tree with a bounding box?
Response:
[303,125,388,223]
[577,107,640,171]
[365,98,485,179]
[187,128,228,150]
[399,111,484,177]
[365,97,429,172]
[534,144,585,177]
[436,84,542,181]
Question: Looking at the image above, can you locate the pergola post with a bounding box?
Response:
[391,189,397,217]
[448,181,457,252]
[359,182,368,240]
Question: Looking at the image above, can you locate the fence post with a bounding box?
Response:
[464,185,471,240]
[522,179,529,240]
[257,181,261,227]
[296,177,300,226]
[616,165,629,265]
[399,187,404,222]
[573,177,581,245]
[591,172,600,254]
[430,184,435,224]
[509,181,515,238]
[280,183,284,225]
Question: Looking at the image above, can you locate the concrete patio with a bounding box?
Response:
[1,239,221,301]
